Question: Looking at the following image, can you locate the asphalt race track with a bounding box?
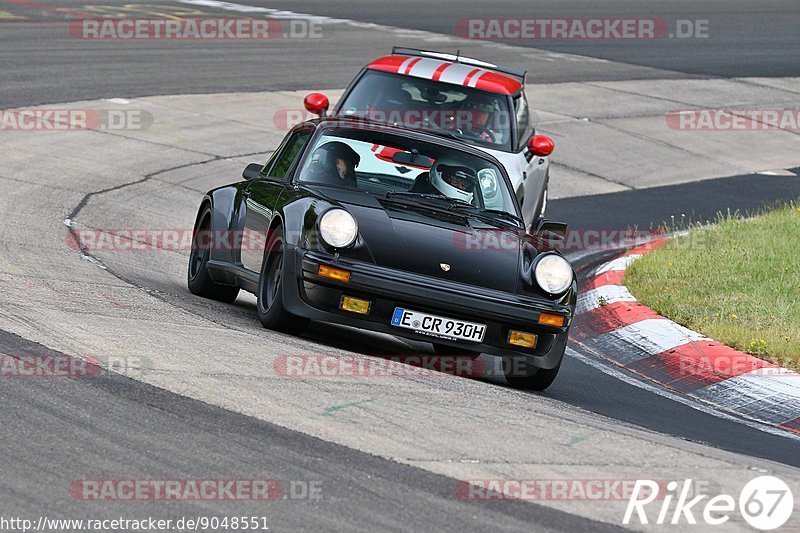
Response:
[1,0,800,530]
[234,0,800,78]
[0,329,620,531]
[6,0,799,107]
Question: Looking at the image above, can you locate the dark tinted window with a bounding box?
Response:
[268,130,311,179]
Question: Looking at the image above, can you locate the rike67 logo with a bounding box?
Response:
[624,476,794,530]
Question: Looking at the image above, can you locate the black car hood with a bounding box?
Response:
[312,186,522,293]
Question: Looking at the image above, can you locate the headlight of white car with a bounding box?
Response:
[534,254,573,295]
[319,209,358,248]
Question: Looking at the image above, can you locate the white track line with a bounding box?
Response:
[604,318,709,355]
[591,255,641,276]
[576,285,636,314]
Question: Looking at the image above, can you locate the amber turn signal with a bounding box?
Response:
[318,265,351,282]
[538,312,565,327]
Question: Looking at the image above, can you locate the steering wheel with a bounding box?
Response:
[455,127,496,144]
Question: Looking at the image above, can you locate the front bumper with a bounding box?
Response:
[281,248,574,369]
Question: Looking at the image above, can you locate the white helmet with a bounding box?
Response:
[430,158,477,204]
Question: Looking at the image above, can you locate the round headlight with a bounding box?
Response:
[534,254,573,295]
[319,209,358,248]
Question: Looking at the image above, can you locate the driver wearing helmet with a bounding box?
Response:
[461,93,499,143]
[306,141,360,188]
[410,157,480,206]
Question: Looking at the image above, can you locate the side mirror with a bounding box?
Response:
[304,93,329,117]
[534,218,567,239]
[532,218,567,251]
[242,163,262,180]
[528,135,555,157]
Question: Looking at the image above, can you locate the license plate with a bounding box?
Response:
[390,307,486,343]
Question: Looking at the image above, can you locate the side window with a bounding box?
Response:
[265,130,311,180]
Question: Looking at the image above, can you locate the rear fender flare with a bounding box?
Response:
[202,186,245,265]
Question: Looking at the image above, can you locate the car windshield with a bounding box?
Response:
[297,128,519,221]
[337,70,514,151]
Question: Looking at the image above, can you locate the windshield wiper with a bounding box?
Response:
[384,191,451,203]
[381,193,469,222]
[445,203,525,226]
[383,192,522,226]
[481,209,525,226]
[385,193,482,213]
[445,197,475,208]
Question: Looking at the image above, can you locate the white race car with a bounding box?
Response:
[303,47,554,230]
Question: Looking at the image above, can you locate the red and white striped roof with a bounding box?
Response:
[367,55,523,95]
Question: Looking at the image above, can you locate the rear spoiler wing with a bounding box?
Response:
[391,46,527,82]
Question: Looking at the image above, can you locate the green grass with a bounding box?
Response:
[625,204,800,369]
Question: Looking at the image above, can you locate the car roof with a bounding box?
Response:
[366,54,524,96]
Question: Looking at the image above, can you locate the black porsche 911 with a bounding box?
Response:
[188,117,576,390]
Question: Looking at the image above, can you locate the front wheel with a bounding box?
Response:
[502,357,561,391]
[256,227,308,334]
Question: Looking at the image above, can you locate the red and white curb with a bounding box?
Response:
[569,238,800,435]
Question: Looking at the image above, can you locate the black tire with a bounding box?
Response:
[256,227,309,334]
[188,205,240,303]
[502,357,561,391]
[432,343,480,358]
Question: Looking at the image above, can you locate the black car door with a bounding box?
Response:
[240,129,312,273]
